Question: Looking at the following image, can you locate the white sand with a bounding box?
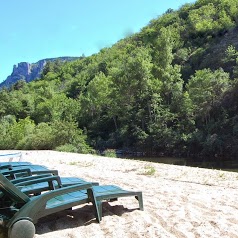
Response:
[1,150,238,238]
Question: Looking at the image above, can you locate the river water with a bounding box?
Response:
[122,156,238,173]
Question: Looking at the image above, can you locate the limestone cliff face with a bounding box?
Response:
[0,57,79,88]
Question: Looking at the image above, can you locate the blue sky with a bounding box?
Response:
[0,0,195,83]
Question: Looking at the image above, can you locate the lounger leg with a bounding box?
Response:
[87,188,102,222]
[135,192,144,211]
[8,219,35,238]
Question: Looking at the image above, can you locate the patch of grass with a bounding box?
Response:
[68,161,93,167]
[178,170,188,179]
[69,161,78,165]
[125,168,137,173]
[219,172,225,179]
[82,162,93,167]
[141,165,156,176]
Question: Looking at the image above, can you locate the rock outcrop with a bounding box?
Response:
[0,57,79,89]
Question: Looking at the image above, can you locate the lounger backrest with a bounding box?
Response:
[0,173,30,204]
[0,152,22,162]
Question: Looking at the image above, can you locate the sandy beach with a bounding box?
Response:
[1,150,238,238]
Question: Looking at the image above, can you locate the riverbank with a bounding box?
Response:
[1,150,238,237]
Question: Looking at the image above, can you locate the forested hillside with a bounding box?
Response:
[1,0,238,163]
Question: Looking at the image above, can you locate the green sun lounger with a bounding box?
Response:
[0,152,23,162]
[12,174,99,195]
[0,173,97,238]
[1,164,59,179]
[88,185,144,222]
[0,161,32,169]
[1,164,99,194]
[0,173,143,238]
[0,151,32,169]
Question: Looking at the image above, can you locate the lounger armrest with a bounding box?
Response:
[2,168,32,179]
[12,174,55,185]
[16,175,62,189]
[0,165,12,170]
[36,182,92,202]
[31,170,58,175]
[6,182,93,228]
[61,181,100,187]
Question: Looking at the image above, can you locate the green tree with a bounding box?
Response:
[0,117,35,149]
[153,27,183,106]
[187,68,230,124]
[35,93,79,122]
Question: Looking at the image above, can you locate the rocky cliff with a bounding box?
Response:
[0,57,79,89]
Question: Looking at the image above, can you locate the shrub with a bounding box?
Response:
[17,122,54,150]
[104,149,117,157]
[55,144,78,153]
[0,116,35,149]
[144,165,156,176]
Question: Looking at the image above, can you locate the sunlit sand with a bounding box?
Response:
[1,150,238,238]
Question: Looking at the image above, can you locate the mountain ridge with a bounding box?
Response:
[0,56,80,89]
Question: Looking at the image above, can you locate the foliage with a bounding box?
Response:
[55,144,79,153]
[0,0,238,163]
[187,68,230,123]
[103,149,117,158]
[0,117,92,153]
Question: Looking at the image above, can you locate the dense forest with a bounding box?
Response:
[1,0,238,164]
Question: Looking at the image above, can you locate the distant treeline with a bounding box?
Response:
[1,0,238,163]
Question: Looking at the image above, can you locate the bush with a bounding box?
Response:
[0,116,35,149]
[16,120,94,153]
[104,149,117,157]
[55,144,78,153]
[17,122,54,150]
